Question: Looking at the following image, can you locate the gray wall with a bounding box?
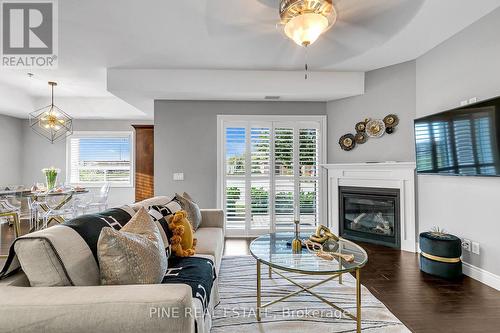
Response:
[21,119,151,207]
[416,7,500,276]
[0,114,24,185]
[327,61,416,163]
[323,8,500,277]
[154,100,327,208]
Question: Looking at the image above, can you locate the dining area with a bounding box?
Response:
[0,180,110,257]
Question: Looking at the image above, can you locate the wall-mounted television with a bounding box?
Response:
[414,96,500,177]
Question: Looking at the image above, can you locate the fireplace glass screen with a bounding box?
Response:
[339,187,400,248]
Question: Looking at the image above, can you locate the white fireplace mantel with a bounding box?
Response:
[321,162,417,252]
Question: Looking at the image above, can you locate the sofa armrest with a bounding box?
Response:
[0,284,195,333]
[200,209,225,230]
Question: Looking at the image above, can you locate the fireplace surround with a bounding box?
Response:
[322,162,416,252]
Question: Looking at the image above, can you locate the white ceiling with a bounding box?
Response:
[0,0,499,119]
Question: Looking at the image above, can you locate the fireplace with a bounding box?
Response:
[339,186,401,248]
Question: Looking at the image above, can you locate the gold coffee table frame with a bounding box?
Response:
[250,233,368,333]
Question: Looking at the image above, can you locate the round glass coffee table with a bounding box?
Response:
[250,233,368,332]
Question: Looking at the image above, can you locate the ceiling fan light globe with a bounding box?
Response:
[284,13,329,47]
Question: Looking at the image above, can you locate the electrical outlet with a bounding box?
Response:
[462,239,471,252]
[472,242,480,255]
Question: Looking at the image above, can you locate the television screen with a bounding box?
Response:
[414,96,500,177]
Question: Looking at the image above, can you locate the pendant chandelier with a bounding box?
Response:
[280,0,337,47]
[29,81,73,144]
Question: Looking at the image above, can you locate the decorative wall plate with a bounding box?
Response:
[339,114,399,152]
[354,132,368,144]
[339,134,356,151]
[355,122,367,133]
[383,114,399,128]
[366,119,386,138]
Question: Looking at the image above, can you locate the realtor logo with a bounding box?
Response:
[1,0,58,68]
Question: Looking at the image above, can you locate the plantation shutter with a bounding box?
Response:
[299,128,320,228]
[225,127,246,231]
[222,118,323,236]
[67,133,132,186]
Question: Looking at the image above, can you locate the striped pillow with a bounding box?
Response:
[148,200,182,257]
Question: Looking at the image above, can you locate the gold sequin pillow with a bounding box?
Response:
[97,207,168,285]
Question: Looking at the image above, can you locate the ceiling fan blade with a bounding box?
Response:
[204,0,278,37]
[334,0,424,38]
[314,0,424,64]
[255,0,279,9]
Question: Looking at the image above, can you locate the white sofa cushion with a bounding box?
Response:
[194,228,224,272]
[15,225,100,287]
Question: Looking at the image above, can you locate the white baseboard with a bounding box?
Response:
[462,262,500,291]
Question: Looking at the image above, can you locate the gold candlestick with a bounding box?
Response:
[292,219,302,253]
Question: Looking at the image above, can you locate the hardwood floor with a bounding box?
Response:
[224,238,500,333]
[1,218,31,257]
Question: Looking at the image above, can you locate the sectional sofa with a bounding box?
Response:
[0,196,225,333]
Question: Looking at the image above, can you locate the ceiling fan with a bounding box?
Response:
[204,0,424,67]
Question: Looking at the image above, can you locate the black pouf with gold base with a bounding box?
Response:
[419,232,462,279]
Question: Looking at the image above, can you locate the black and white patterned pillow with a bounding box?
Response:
[148,200,182,257]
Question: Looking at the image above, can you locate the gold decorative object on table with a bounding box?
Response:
[304,240,355,262]
[306,225,354,262]
[310,224,339,243]
[291,219,302,253]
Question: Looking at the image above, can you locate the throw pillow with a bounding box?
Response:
[97,207,168,285]
[169,210,197,257]
[148,200,182,257]
[174,192,202,231]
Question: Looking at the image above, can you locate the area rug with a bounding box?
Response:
[212,256,410,332]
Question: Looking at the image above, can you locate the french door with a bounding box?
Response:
[217,115,326,237]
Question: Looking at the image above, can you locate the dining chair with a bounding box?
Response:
[0,197,21,258]
[27,196,42,231]
[76,183,110,215]
[40,195,76,229]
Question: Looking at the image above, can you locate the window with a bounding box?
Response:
[67,132,133,187]
[218,116,326,236]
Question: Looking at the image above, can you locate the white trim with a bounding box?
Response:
[322,162,417,252]
[217,115,327,123]
[65,131,135,188]
[217,115,327,236]
[216,116,224,209]
[462,262,500,291]
[318,116,328,227]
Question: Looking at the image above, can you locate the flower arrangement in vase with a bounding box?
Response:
[42,167,60,192]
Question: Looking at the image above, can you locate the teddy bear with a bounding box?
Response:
[168,210,197,257]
